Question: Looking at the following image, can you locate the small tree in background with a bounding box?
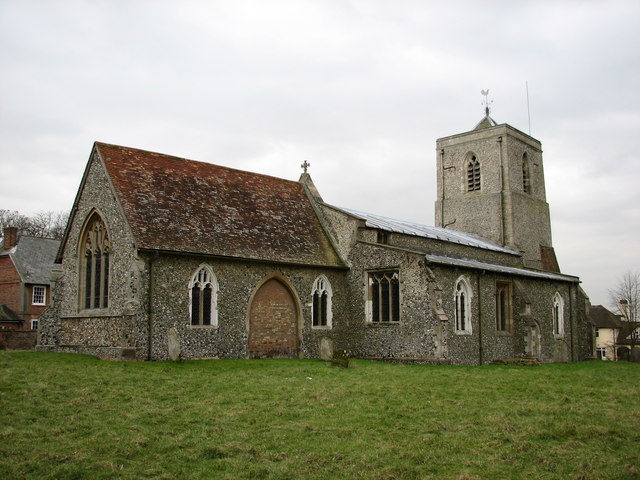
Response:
[609,271,640,360]
[0,209,69,241]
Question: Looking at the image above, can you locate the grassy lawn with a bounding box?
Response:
[1,352,639,480]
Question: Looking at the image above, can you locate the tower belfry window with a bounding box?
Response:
[467,156,481,192]
[522,154,532,194]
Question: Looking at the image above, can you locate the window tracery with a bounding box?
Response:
[368,271,400,323]
[80,213,110,310]
[454,277,472,333]
[189,265,218,327]
[312,275,332,328]
[467,155,481,192]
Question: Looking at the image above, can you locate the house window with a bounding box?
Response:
[312,275,333,328]
[596,347,606,359]
[595,328,600,338]
[467,155,481,192]
[522,153,532,194]
[189,265,218,327]
[495,282,512,332]
[32,286,46,306]
[31,319,38,330]
[368,271,400,323]
[80,213,110,310]
[454,276,472,334]
[553,293,564,336]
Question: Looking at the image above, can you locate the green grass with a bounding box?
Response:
[1,352,639,480]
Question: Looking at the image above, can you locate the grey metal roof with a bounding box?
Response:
[425,254,580,283]
[10,236,60,285]
[334,206,520,255]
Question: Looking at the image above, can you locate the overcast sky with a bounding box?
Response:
[1,0,638,307]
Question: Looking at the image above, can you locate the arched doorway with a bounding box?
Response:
[248,278,299,358]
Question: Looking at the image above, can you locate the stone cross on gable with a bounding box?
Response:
[301,160,311,174]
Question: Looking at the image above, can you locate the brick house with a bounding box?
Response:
[0,228,60,331]
[38,114,592,363]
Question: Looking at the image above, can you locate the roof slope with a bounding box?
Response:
[588,305,623,328]
[335,206,520,255]
[0,304,22,323]
[10,236,60,284]
[95,143,343,267]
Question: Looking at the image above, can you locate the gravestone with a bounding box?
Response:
[167,327,180,361]
[319,337,333,361]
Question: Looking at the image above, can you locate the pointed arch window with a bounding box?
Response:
[522,153,532,194]
[467,155,481,192]
[454,276,472,334]
[368,271,400,323]
[553,293,564,336]
[189,265,219,327]
[80,213,110,310]
[495,282,512,332]
[312,275,333,328]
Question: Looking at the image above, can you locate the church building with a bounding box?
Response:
[38,113,592,364]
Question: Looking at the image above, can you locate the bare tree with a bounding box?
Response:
[609,271,640,358]
[0,209,69,241]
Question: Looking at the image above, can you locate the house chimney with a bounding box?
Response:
[619,299,629,322]
[2,227,18,250]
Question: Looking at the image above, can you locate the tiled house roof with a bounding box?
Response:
[94,143,344,268]
[10,236,60,284]
[588,305,623,329]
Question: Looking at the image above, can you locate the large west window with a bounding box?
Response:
[495,282,512,332]
[553,293,564,336]
[32,286,46,306]
[80,213,110,310]
[312,275,332,328]
[189,265,218,327]
[367,271,400,323]
[454,276,472,334]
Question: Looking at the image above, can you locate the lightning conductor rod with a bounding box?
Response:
[526,81,531,135]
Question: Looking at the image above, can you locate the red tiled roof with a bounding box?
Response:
[95,143,343,267]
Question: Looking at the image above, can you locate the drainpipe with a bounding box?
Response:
[497,136,506,246]
[476,272,484,365]
[147,254,155,361]
[569,285,575,361]
[439,148,445,227]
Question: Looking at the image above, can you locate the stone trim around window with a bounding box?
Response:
[553,292,565,337]
[188,264,219,328]
[495,281,513,333]
[454,276,472,335]
[311,275,333,329]
[366,270,400,324]
[79,211,110,311]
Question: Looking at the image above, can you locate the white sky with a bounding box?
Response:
[1,0,639,307]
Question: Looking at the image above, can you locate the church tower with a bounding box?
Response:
[434,107,559,272]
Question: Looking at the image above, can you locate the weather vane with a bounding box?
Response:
[301,160,310,174]
[481,89,493,117]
